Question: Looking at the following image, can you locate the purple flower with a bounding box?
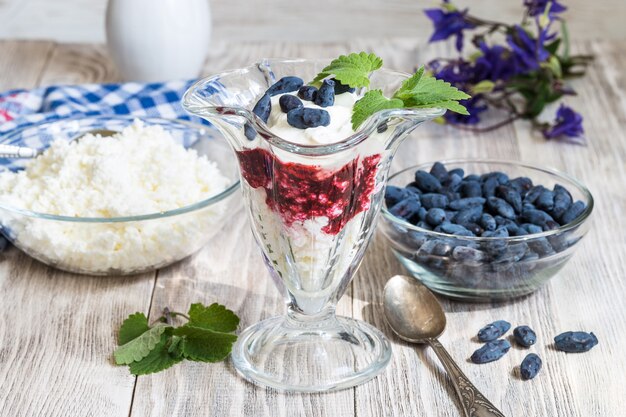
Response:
[542,104,585,142]
[424,8,475,51]
[430,58,479,86]
[507,25,551,72]
[524,0,567,17]
[475,42,519,82]
[445,96,488,125]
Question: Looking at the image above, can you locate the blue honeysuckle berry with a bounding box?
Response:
[520,353,542,380]
[477,320,511,342]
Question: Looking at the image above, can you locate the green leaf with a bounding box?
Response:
[560,20,570,61]
[393,67,471,104]
[174,325,238,363]
[311,52,383,88]
[545,39,561,55]
[468,50,483,63]
[128,334,183,375]
[408,100,470,115]
[471,80,495,94]
[545,56,562,78]
[114,323,170,365]
[396,66,426,94]
[187,303,240,333]
[351,90,404,130]
[118,312,150,345]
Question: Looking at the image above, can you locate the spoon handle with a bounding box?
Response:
[0,144,39,159]
[427,338,506,417]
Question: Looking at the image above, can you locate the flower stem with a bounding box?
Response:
[450,114,521,133]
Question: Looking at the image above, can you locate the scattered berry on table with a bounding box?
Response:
[554,331,598,353]
[471,339,511,364]
[478,320,511,342]
[520,353,542,380]
[513,325,537,347]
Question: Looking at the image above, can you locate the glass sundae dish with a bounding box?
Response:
[183,53,468,392]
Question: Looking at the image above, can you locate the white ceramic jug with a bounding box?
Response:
[106,0,211,82]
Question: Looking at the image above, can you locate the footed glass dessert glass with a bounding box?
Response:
[183,59,444,392]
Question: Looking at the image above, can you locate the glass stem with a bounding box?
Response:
[285,303,338,330]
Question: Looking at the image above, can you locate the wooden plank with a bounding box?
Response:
[2,0,626,43]
[0,40,154,417]
[510,40,626,417]
[0,250,156,417]
[0,40,54,90]
[39,43,121,85]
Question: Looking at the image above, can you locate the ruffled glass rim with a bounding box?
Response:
[182,59,446,156]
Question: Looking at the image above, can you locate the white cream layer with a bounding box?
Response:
[266,92,357,146]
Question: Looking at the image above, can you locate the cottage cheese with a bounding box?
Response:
[0,122,232,274]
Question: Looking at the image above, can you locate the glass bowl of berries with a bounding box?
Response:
[379,159,594,301]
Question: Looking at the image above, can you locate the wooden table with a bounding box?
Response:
[1,39,625,417]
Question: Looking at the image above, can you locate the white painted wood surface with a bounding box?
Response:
[0,38,625,417]
[0,0,625,43]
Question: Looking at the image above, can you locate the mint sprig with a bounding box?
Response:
[351,65,471,129]
[393,67,470,104]
[311,52,383,88]
[350,90,404,130]
[310,52,471,130]
[113,303,239,375]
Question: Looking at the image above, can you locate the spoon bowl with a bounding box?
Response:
[383,275,506,417]
[383,274,446,343]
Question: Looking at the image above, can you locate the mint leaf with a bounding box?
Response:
[128,334,183,375]
[174,325,238,363]
[188,303,240,333]
[404,99,470,115]
[167,335,184,358]
[113,303,240,375]
[393,66,471,104]
[118,312,150,345]
[114,323,170,365]
[312,52,383,88]
[395,66,426,96]
[351,90,404,130]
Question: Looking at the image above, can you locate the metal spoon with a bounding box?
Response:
[0,129,117,158]
[383,275,506,417]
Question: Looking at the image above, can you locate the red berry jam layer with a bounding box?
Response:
[236,148,381,235]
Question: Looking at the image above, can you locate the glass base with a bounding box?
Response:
[231,315,392,393]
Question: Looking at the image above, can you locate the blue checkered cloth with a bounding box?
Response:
[0,80,206,135]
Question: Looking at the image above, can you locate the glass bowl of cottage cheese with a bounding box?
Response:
[0,116,240,275]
